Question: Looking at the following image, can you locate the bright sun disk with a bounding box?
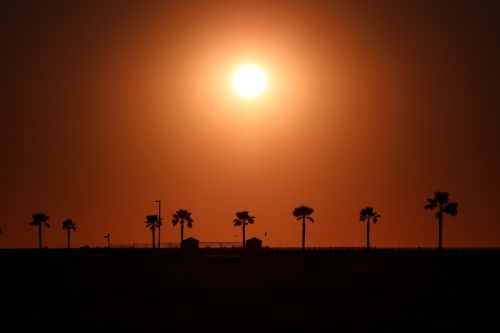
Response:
[231,64,268,99]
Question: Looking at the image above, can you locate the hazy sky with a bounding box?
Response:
[1,0,499,248]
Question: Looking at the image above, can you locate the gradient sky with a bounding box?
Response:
[1,0,499,248]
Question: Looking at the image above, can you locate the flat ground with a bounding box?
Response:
[1,249,498,332]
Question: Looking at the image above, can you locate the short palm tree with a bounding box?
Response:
[29,213,50,249]
[233,211,255,248]
[172,209,193,245]
[293,205,314,251]
[359,207,381,251]
[62,219,77,249]
[425,191,458,250]
[145,214,159,249]
[104,233,111,248]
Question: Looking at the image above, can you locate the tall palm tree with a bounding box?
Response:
[359,207,381,251]
[172,209,193,245]
[62,219,77,249]
[29,213,50,249]
[145,214,159,249]
[157,217,162,248]
[293,205,314,251]
[233,211,255,248]
[155,199,162,248]
[425,191,458,250]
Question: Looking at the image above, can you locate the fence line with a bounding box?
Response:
[107,244,500,251]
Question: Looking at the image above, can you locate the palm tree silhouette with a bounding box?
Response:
[155,200,162,248]
[157,217,163,248]
[172,209,193,246]
[359,207,381,251]
[293,205,314,251]
[62,219,77,249]
[104,233,111,248]
[425,191,458,250]
[29,213,50,249]
[145,214,159,249]
[233,211,255,248]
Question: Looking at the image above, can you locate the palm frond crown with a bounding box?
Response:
[292,205,314,222]
[62,219,76,231]
[29,213,50,228]
[425,191,458,217]
[233,211,255,226]
[444,202,458,216]
[359,207,381,223]
[172,209,194,227]
[145,214,159,230]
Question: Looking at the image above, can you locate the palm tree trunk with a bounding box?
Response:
[242,223,246,248]
[438,211,443,250]
[367,218,371,251]
[152,228,155,249]
[157,201,161,249]
[67,230,71,249]
[302,218,306,251]
[38,224,42,249]
[181,223,184,246]
[158,225,161,249]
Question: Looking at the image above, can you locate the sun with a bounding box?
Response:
[231,64,268,99]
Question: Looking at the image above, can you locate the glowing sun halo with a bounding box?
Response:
[231,64,268,99]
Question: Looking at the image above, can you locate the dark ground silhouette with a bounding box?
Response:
[1,248,498,332]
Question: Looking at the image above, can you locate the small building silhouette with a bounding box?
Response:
[246,237,262,250]
[181,237,199,250]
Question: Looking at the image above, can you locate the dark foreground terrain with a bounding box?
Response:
[1,248,499,332]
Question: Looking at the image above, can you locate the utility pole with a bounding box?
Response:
[155,200,161,248]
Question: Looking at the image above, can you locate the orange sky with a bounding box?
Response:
[1,0,499,248]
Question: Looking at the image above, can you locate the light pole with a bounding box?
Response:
[155,200,161,248]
